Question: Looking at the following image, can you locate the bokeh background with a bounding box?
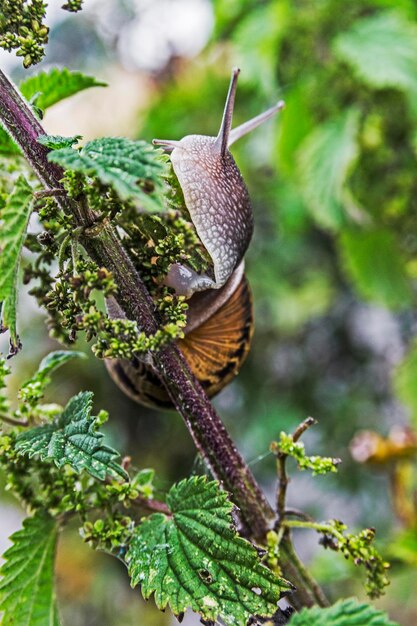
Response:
[1,1,417,624]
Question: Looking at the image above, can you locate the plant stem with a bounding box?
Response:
[0,413,29,427]
[275,417,316,527]
[284,519,345,541]
[280,534,330,608]
[132,494,171,515]
[0,68,327,608]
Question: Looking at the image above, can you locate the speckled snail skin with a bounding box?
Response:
[106,68,284,408]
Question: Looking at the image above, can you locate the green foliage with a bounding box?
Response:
[20,68,106,111]
[15,391,128,481]
[18,350,86,413]
[334,13,417,98]
[0,512,60,626]
[393,339,417,425]
[41,257,187,356]
[37,134,82,150]
[0,0,49,67]
[131,468,155,498]
[312,521,390,598]
[273,432,340,475]
[288,597,399,626]
[0,350,85,427]
[0,358,11,416]
[339,229,413,309]
[0,1,85,67]
[0,67,104,154]
[231,2,287,95]
[0,129,20,156]
[127,476,292,625]
[0,175,33,351]
[297,109,360,230]
[61,0,83,12]
[48,138,169,211]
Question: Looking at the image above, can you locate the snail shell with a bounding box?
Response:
[106,69,283,408]
[105,264,252,409]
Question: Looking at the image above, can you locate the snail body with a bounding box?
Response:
[106,69,284,408]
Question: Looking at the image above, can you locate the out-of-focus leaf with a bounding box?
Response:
[370,0,416,19]
[288,598,399,626]
[232,2,289,94]
[339,229,413,310]
[387,530,417,566]
[213,0,256,34]
[334,13,417,96]
[0,128,20,156]
[394,339,417,425]
[127,476,292,625]
[297,109,360,230]
[277,83,314,176]
[20,68,106,111]
[0,512,60,626]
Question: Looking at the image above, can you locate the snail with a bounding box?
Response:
[106,68,284,408]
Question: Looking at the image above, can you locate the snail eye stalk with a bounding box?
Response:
[215,67,240,157]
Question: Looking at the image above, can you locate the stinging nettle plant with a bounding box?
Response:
[0,4,398,626]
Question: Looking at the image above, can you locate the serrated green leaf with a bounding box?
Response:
[0,512,60,626]
[15,391,128,481]
[334,13,417,96]
[48,137,169,211]
[288,597,399,626]
[37,134,82,150]
[0,176,33,348]
[19,68,106,111]
[0,128,20,156]
[339,229,413,310]
[126,476,292,626]
[297,109,360,230]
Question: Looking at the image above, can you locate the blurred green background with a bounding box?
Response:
[1,0,417,624]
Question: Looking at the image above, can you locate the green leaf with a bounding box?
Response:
[334,13,417,96]
[131,467,155,498]
[339,229,413,310]
[126,476,292,625]
[37,134,82,150]
[18,350,87,409]
[0,176,33,349]
[393,339,417,426]
[297,109,360,230]
[15,391,128,481]
[276,83,314,176]
[19,68,106,111]
[0,128,20,156]
[0,512,60,626]
[288,597,399,626]
[35,350,87,380]
[48,138,169,211]
[231,3,288,95]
